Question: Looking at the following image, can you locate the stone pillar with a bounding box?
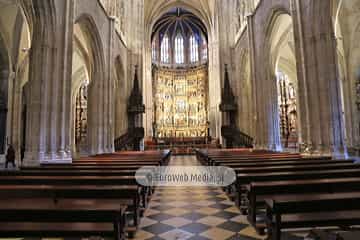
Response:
[105,18,115,153]
[247,14,264,149]
[23,0,74,166]
[208,26,222,141]
[292,0,346,157]
[0,70,9,155]
[291,0,310,153]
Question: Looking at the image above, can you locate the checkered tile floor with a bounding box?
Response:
[133,156,303,240]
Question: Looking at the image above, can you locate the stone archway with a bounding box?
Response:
[143,0,222,141]
[262,11,298,151]
[73,14,106,156]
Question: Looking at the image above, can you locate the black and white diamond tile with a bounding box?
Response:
[132,156,303,240]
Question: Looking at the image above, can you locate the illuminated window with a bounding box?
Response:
[190,34,199,63]
[161,34,169,63]
[152,40,157,61]
[202,39,208,61]
[175,33,184,64]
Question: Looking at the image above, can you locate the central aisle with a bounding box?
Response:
[134,156,300,240]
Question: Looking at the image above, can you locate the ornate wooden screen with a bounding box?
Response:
[154,65,208,138]
[75,84,88,145]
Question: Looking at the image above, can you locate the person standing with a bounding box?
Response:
[5,144,16,169]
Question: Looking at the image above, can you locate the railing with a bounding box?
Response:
[114,132,132,151]
[114,127,145,151]
[221,125,254,148]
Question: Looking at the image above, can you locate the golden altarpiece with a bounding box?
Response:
[153,65,208,138]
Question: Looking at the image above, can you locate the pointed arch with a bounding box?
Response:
[73,14,106,155]
[75,14,105,83]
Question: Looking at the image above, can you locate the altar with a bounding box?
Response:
[153,65,209,138]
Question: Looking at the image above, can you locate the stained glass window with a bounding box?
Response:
[175,33,184,64]
[190,34,199,63]
[161,34,169,63]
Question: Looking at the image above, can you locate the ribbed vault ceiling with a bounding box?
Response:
[151,8,207,41]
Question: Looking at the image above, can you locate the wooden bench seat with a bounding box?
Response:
[0,169,145,176]
[0,184,141,227]
[0,175,149,220]
[0,222,118,238]
[237,168,360,185]
[210,157,303,166]
[63,161,160,166]
[0,175,143,186]
[1,169,139,176]
[212,157,333,166]
[233,163,358,174]
[235,169,360,215]
[246,177,360,226]
[265,193,360,240]
[0,150,171,239]
[22,165,155,170]
[73,158,163,162]
[226,161,356,204]
[220,159,353,168]
[0,198,127,240]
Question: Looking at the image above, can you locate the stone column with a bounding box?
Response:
[292,0,346,157]
[247,14,264,149]
[0,70,9,155]
[106,18,115,153]
[23,0,74,166]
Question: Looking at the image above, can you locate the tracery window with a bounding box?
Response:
[190,34,199,63]
[161,34,170,63]
[175,33,184,64]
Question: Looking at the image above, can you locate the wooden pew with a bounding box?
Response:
[0,198,127,240]
[1,169,139,176]
[61,162,160,166]
[0,174,151,209]
[246,177,360,227]
[196,148,331,165]
[265,192,360,240]
[222,160,353,193]
[0,150,170,238]
[224,160,355,205]
[210,156,331,166]
[195,149,290,165]
[22,165,155,171]
[233,163,358,174]
[0,184,141,238]
[235,168,360,214]
[0,175,143,186]
[220,159,353,168]
[236,168,360,185]
[208,155,302,166]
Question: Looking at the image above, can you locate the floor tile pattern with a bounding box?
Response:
[133,156,302,240]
